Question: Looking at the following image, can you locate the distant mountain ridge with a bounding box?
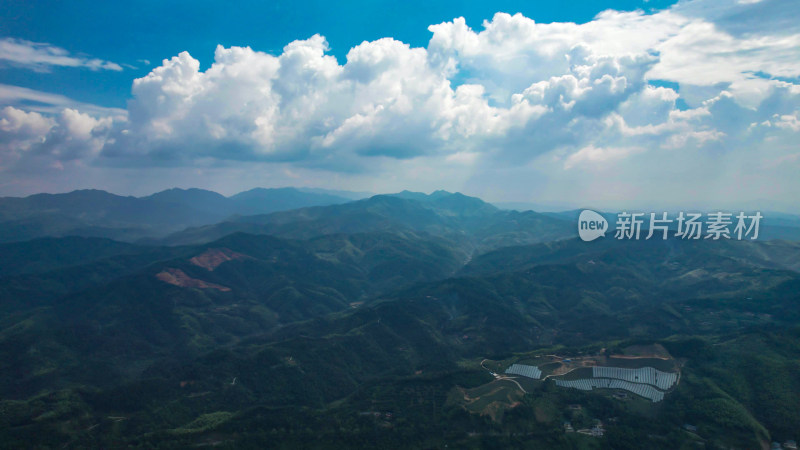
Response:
[161,190,575,251]
[0,187,362,243]
[2,188,799,245]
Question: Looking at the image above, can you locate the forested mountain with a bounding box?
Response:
[0,187,358,243]
[0,190,799,448]
[161,191,575,252]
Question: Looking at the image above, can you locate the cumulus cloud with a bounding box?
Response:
[95,7,797,170]
[0,106,113,172]
[0,38,123,72]
[0,106,53,137]
[1,1,799,209]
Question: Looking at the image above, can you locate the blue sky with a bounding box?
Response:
[0,0,678,108]
[0,0,798,212]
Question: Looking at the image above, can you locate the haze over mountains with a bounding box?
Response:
[0,187,366,243]
[3,186,800,246]
[1,187,799,448]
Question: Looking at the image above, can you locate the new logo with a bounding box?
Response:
[578,210,608,242]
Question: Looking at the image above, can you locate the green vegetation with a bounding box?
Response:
[0,191,798,448]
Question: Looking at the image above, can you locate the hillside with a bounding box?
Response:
[0,187,357,243]
[0,190,799,448]
[162,191,575,252]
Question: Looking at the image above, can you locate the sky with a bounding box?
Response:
[0,0,799,212]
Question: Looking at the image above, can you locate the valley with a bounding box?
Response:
[0,189,798,448]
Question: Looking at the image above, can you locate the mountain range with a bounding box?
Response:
[0,188,799,448]
[0,187,366,243]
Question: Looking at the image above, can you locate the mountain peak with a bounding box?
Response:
[146,187,228,200]
[429,189,454,199]
[389,190,455,201]
[375,190,496,218]
[34,189,119,198]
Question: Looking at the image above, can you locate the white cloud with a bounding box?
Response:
[0,38,123,72]
[0,106,54,136]
[0,106,112,171]
[1,2,799,209]
[564,145,644,169]
[101,7,797,172]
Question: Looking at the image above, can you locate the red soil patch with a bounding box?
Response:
[189,248,250,271]
[156,268,231,291]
